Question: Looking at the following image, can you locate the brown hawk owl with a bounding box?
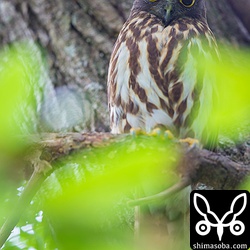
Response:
[108,0,217,145]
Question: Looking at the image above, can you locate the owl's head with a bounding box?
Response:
[131,0,207,25]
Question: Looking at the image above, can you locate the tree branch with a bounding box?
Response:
[29,132,250,189]
[0,132,249,248]
[0,160,52,248]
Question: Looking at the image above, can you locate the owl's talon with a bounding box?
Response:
[179,137,200,148]
[149,128,162,136]
[130,127,145,137]
[164,130,175,140]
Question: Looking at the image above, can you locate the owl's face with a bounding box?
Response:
[131,0,206,25]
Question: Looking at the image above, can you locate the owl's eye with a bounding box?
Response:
[179,0,195,7]
[149,0,157,2]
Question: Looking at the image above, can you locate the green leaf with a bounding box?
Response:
[0,43,40,153]
[39,136,179,249]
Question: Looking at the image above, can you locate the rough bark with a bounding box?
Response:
[206,1,250,45]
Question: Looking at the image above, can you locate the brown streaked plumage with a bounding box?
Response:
[108,0,217,146]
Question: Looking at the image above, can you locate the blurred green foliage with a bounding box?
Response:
[199,46,250,140]
[39,136,179,250]
[0,43,40,154]
[0,43,250,250]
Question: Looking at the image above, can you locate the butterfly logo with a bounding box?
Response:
[194,193,247,241]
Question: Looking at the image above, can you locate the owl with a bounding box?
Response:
[107,0,217,146]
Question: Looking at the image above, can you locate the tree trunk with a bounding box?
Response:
[0,0,250,134]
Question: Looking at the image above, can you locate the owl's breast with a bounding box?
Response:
[108,13,217,142]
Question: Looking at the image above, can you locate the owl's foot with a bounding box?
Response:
[179,137,200,148]
[130,127,146,137]
[148,128,175,141]
[148,127,162,136]
[130,127,175,141]
[164,130,175,140]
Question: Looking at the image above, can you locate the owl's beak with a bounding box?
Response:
[164,4,173,25]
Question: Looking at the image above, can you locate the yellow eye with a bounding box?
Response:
[180,0,195,7]
[149,0,157,2]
